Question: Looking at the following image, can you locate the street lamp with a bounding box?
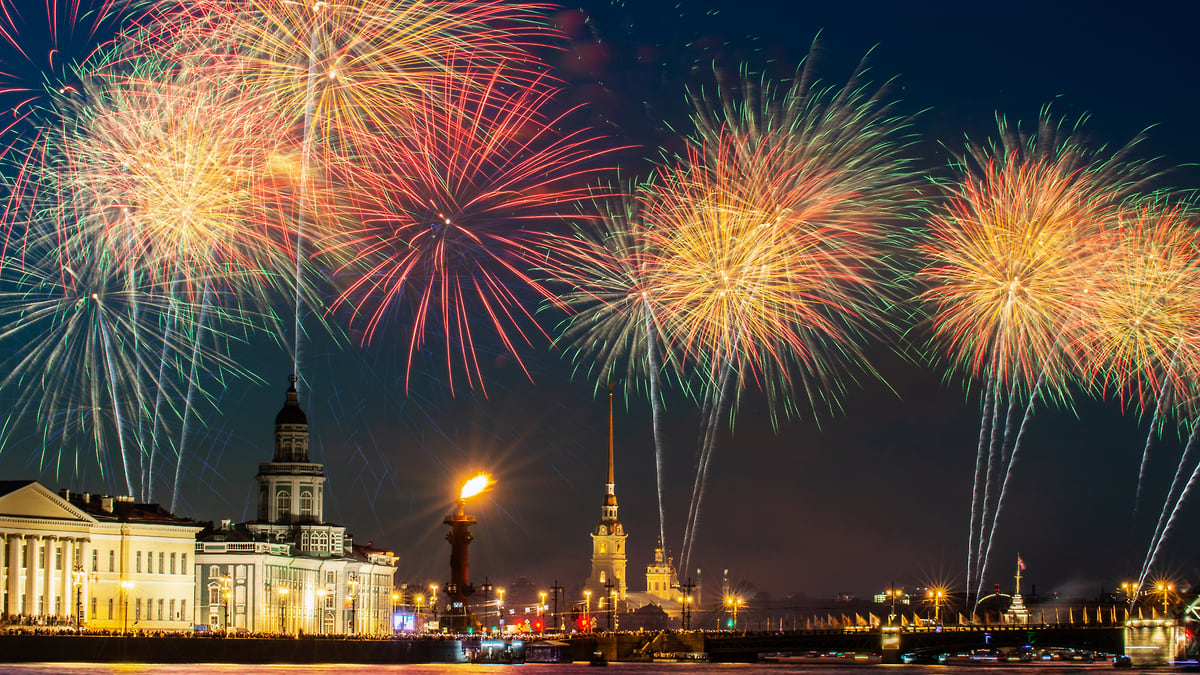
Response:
[277,586,289,634]
[725,596,742,631]
[584,590,592,632]
[677,593,694,630]
[430,584,439,626]
[317,587,327,634]
[219,574,233,631]
[497,588,505,632]
[347,575,360,635]
[539,591,547,633]
[1121,581,1138,603]
[885,587,902,625]
[71,565,84,631]
[609,590,618,632]
[927,588,945,625]
[391,592,400,633]
[479,580,493,633]
[118,578,133,629]
[1157,583,1174,616]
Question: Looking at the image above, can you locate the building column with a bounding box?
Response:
[60,539,73,618]
[43,536,57,618]
[5,534,20,616]
[79,540,91,621]
[23,536,37,616]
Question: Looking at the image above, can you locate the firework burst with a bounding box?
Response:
[1077,202,1200,414]
[316,58,614,394]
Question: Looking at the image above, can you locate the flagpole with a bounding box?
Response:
[1015,554,1022,597]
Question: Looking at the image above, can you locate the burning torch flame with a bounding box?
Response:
[460,474,489,500]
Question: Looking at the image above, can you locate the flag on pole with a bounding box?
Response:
[1018,555,1026,570]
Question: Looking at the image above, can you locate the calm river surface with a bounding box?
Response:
[0,664,1187,675]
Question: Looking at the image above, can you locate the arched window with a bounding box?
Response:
[277,491,291,519]
[301,531,310,549]
[600,571,607,583]
[300,491,313,515]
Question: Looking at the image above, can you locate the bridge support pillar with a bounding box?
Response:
[1124,619,1182,667]
[881,626,901,664]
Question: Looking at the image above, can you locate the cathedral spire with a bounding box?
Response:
[606,382,616,507]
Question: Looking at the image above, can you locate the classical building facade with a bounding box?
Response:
[644,541,679,603]
[588,386,627,605]
[0,480,201,631]
[194,377,397,635]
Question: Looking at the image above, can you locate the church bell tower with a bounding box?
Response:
[588,383,627,602]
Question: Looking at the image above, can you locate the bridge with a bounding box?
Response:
[575,618,1184,665]
[702,624,1125,662]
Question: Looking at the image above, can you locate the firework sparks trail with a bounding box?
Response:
[966,365,995,606]
[1138,415,1200,589]
[919,112,1159,599]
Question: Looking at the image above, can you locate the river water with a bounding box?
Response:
[0,664,1185,674]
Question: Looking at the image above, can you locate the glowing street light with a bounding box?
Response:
[277,586,289,634]
[430,584,439,625]
[497,588,505,632]
[539,591,547,632]
[725,596,742,631]
[584,590,592,632]
[120,580,134,634]
[71,565,85,631]
[927,588,946,624]
[219,574,233,631]
[1157,583,1175,616]
[347,575,360,635]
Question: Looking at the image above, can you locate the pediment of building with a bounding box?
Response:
[0,482,95,525]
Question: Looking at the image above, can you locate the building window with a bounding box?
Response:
[599,543,606,554]
[54,545,61,570]
[300,491,313,515]
[136,551,142,573]
[90,596,96,618]
[158,598,164,621]
[209,587,219,606]
[159,552,164,575]
[181,553,187,573]
[277,491,291,519]
[108,550,114,572]
[170,552,176,575]
[169,598,175,620]
[181,599,186,621]
[107,598,114,620]
[91,549,97,572]
[209,565,218,579]
[600,571,606,583]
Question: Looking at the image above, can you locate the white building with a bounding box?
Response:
[194,377,397,635]
[0,480,201,632]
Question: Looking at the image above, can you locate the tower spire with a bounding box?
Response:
[607,382,616,505]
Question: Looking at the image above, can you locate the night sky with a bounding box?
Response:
[3,0,1200,603]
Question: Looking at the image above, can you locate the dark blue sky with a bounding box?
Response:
[4,0,1200,603]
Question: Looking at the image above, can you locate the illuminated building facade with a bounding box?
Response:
[644,540,679,603]
[194,377,397,635]
[0,481,200,632]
